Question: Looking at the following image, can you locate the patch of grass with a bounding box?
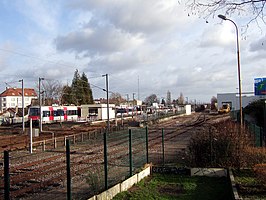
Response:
[113,174,232,200]
[234,169,266,199]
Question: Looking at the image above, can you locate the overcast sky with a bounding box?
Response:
[0,0,265,103]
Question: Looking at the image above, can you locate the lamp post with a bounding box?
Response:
[102,74,110,131]
[39,77,44,132]
[218,14,243,128]
[19,79,24,132]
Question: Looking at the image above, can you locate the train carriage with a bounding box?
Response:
[28,105,79,124]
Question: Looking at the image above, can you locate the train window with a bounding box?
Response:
[53,110,59,116]
[43,111,50,117]
[54,110,64,116]
[117,109,126,113]
[67,110,77,115]
[29,108,39,116]
[58,109,64,116]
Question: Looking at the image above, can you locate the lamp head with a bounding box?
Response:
[218,14,227,20]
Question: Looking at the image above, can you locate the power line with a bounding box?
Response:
[0,48,73,68]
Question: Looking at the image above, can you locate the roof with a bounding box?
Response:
[0,88,37,97]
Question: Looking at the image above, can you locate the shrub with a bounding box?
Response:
[187,120,255,168]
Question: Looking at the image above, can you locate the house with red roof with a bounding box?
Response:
[0,88,37,113]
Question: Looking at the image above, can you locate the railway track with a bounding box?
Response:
[0,112,230,199]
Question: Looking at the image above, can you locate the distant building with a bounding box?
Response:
[0,88,38,113]
[166,90,171,106]
[217,92,265,110]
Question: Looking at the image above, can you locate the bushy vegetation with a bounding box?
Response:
[186,119,266,198]
[186,120,266,168]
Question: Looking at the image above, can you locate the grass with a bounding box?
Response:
[234,169,266,199]
[113,173,232,200]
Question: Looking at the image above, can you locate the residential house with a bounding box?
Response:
[0,88,38,113]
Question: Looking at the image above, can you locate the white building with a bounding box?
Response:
[80,104,116,121]
[217,92,265,110]
[0,88,37,113]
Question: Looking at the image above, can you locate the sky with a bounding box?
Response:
[0,0,265,103]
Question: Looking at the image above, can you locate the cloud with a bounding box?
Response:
[55,21,144,56]
[1,0,265,103]
[15,0,60,33]
[249,36,266,52]
[199,23,235,48]
[67,0,190,34]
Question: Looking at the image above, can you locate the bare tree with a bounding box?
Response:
[144,94,159,107]
[185,0,266,28]
[210,96,218,110]
[42,80,63,105]
[109,92,126,106]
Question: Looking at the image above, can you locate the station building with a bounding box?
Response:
[80,104,116,121]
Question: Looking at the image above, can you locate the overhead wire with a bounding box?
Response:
[0,47,148,99]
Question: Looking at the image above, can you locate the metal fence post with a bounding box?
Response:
[145,126,149,163]
[30,118,33,154]
[162,128,165,166]
[104,131,108,190]
[260,127,263,147]
[129,129,133,177]
[4,150,10,200]
[66,139,71,200]
[264,100,266,146]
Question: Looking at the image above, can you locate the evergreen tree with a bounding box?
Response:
[61,69,94,105]
[61,85,73,105]
[81,72,94,104]
[71,69,83,105]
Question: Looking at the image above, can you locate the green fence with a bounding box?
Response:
[231,110,264,147]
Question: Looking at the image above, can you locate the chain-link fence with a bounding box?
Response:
[231,110,265,147]
[1,110,194,200]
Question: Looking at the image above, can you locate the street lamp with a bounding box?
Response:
[218,14,243,127]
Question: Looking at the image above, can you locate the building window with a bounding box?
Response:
[11,103,15,106]
[11,98,15,101]
[3,103,6,107]
[3,98,6,102]
[25,97,29,101]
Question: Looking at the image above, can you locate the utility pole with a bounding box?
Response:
[39,77,44,132]
[133,93,135,106]
[133,93,135,116]
[126,94,129,106]
[138,76,140,100]
[19,79,25,132]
